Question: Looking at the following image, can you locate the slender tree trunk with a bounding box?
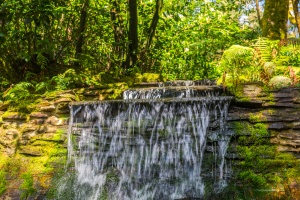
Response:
[140,0,163,71]
[128,0,138,69]
[261,0,289,40]
[145,0,163,50]
[75,0,89,69]
[292,0,300,34]
[110,0,127,71]
[255,0,262,27]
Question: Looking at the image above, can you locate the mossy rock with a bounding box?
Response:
[133,73,143,83]
[142,73,161,82]
[263,62,276,78]
[106,82,129,99]
[2,112,27,121]
[0,102,9,111]
[268,76,292,89]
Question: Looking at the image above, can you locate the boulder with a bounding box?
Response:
[2,112,27,121]
[39,105,56,112]
[45,116,65,126]
[19,147,42,156]
[268,76,292,89]
[5,129,19,140]
[54,98,72,104]
[30,112,49,119]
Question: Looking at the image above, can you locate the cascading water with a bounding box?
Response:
[61,81,233,200]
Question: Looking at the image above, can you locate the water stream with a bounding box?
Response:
[61,81,233,200]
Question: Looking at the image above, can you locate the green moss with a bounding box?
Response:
[0,127,68,197]
[52,129,65,141]
[268,76,292,89]
[4,157,22,179]
[19,172,36,199]
[106,82,129,99]
[141,73,161,82]
[234,122,269,144]
[0,170,7,196]
[133,73,143,83]
[2,111,27,120]
[233,122,300,189]
[249,112,267,123]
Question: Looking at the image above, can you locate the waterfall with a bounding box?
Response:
[63,81,233,200]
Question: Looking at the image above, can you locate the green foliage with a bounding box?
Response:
[3,82,34,102]
[278,46,300,66]
[220,45,256,86]
[19,172,36,200]
[0,170,7,196]
[252,37,279,63]
[51,69,86,90]
[239,170,267,187]
[153,0,257,80]
[2,82,40,112]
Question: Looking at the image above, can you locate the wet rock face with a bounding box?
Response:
[228,83,300,154]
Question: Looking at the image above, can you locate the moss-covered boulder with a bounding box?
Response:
[2,112,27,121]
[263,62,276,79]
[268,76,292,89]
[141,73,161,82]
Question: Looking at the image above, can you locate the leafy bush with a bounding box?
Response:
[278,46,300,66]
[51,69,86,90]
[51,69,102,90]
[220,45,256,85]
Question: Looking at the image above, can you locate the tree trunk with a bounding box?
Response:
[140,0,163,71]
[128,0,138,69]
[255,0,262,27]
[145,0,163,50]
[292,0,300,34]
[75,0,89,69]
[110,0,127,71]
[261,0,289,40]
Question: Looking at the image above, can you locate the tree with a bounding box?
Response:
[291,0,300,34]
[75,0,90,70]
[128,0,138,69]
[261,0,289,39]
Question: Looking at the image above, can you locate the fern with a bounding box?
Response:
[280,38,300,47]
[36,53,48,70]
[221,45,256,85]
[3,82,34,101]
[252,37,273,62]
[221,45,254,68]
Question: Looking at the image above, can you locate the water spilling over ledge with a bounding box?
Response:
[63,81,234,200]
